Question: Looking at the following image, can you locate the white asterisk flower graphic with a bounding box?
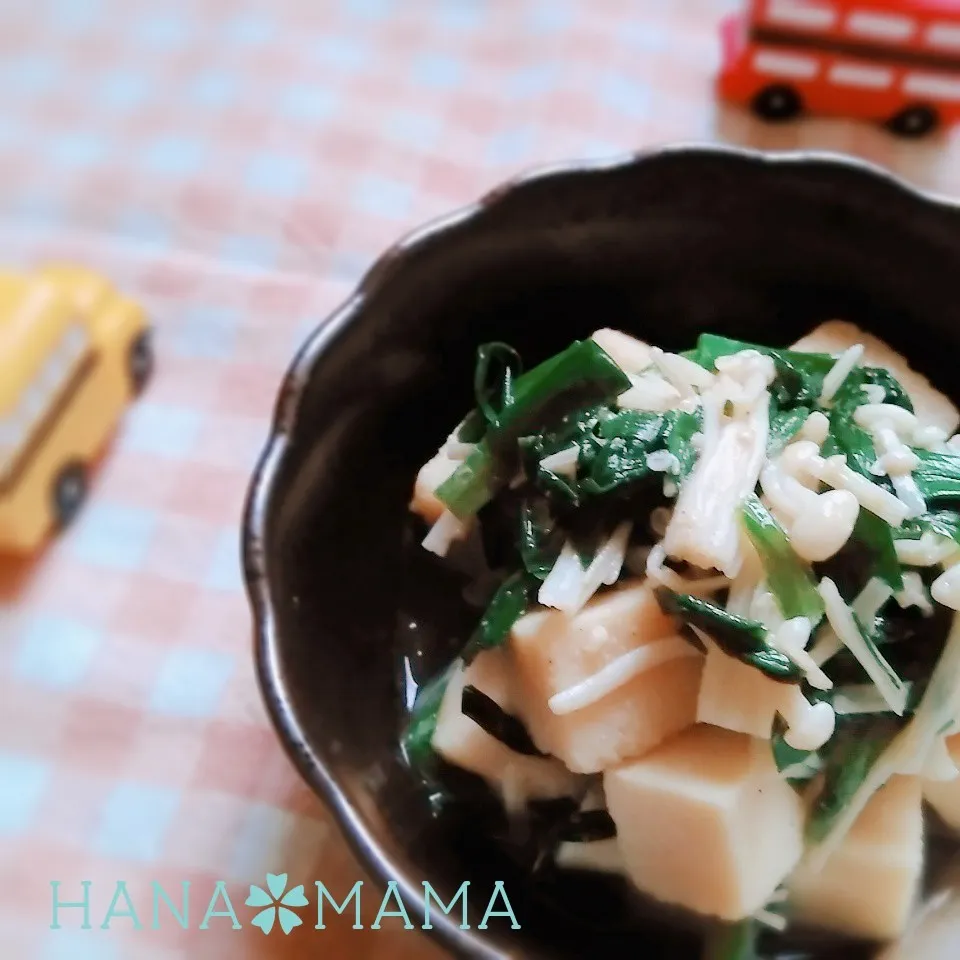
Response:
[246,873,308,935]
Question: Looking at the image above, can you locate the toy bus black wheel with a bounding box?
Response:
[52,463,88,529]
[128,329,154,395]
[751,84,803,122]
[887,105,939,138]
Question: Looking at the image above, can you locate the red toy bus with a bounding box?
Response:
[718,0,960,136]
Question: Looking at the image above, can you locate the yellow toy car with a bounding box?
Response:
[0,265,153,556]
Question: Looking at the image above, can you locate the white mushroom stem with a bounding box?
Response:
[810,577,892,668]
[771,617,833,691]
[443,439,477,461]
[895,533,959,567]
[616,371,683,412]
[853,577,895,624]
[855,401,948,452]
[819,577,909,716]
[758,459,812,523]
[781,687,836,752]
[555,839,625,874]
[897,571,935,617]
[805,611,960,870]
[650,346,716,395]
[646,450,681,474]
[754,908,788,933]
[889,474,927,521]
[819,344,864,404]
[760,456,859,563]
[820,454,910,527]
[645,543,730,596]
[833,683,912,716]
[547,635,699,715]
[778,440,823,485]
[782,440,909,528]
[798,410,830,445]
[871,425,920,475]
[590,328,653,373]
[854,403,918,436]
[855,403,928,519]
[422,510,471,556]
[539,522,632,614]
[933,563,960,611]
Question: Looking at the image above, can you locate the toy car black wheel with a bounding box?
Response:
[128,328,154,395]
[52,462,88,530]
[751,84,803,122]
[887,105,939,138]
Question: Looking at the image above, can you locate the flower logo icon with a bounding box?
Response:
[245,873,308,935]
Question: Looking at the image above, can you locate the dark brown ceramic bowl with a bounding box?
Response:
[242,144,960,959]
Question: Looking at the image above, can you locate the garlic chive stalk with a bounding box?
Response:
[832,683,914,716]
[854,403,927,520]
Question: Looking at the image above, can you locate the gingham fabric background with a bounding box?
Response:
[2,1,960,958]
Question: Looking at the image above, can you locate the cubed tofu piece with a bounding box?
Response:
[790,775,923,941]
[791,320,958,434]
[431,650,579,805]
[922,732,960,829]
[410,450,459,525]
[591,328,653,374]
[507,581,702,773]
[604,724,805,921]
[697,643,786,739]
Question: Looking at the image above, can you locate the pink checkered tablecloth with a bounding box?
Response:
[3,1,960,958]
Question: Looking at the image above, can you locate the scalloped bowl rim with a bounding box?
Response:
[240,142,960,959]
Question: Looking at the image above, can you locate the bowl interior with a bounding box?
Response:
[248,149,960,959]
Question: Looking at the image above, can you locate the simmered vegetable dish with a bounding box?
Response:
[401,320,960,956]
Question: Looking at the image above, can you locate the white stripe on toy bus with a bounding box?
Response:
[0,410,28,471]
[829,63,893,89]
[765,0,837,31]
[904,72,960,101]
[754,50,819,79]
[927,22,960,52]
[847,10,915,42]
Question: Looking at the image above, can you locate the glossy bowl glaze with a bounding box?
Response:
[242,145,960,959]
